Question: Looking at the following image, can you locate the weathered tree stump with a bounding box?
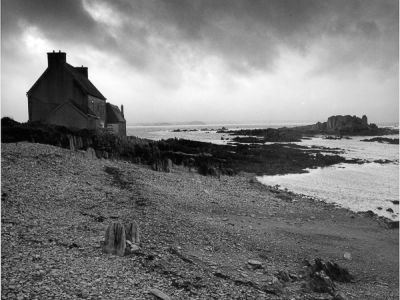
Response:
[102,222,126,256]
[125,221,140,244]
[101,221,140,256]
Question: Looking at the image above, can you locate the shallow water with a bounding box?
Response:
[127,124,399,220]
[127,122,306,144]
[257,162,399,220]
[258,135,399,220]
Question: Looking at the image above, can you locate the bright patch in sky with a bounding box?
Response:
[22,26,52,54]
[82,0,122,27]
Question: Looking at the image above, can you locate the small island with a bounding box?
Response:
[220,115,398,143]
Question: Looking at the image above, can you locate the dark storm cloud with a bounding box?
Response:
[2,0,96,40]
[2,0,398,74]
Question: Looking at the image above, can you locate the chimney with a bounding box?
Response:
[47,50,66,68]
[120,105,124,118]
[75,66,88,78]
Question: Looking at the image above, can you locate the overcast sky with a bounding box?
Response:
[2,0,399,124]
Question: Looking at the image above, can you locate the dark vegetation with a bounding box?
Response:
[1,117,361,176]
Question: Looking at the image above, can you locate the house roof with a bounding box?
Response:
[27,69,49,96]
[106,103,125,123]
[27,63,107,100]
[65,64,106,100]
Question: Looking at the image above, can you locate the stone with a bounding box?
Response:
[124,221,140,244]
[248,259,263,269]
[309,258,354,283]
[332,291,348,300]
[125,240,140,255]
[309,270,335,294]
[392,200,399,205]
[343,252,352,260]
[276,270,291,282]
[102,222,126,256]
[386,208,394,213]
[386,221,399,229]
[148,288,171,300]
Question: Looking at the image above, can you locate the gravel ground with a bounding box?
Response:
[1,142,398,299]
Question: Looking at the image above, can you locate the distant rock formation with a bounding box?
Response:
[290,114,388,135]
[326,115,369,133]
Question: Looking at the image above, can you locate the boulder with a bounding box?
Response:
[386,221,399,229]
[310,258,354,283]
[309,270,335,294]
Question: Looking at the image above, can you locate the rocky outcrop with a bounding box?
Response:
[303,258,354,295]
[287,114,397,136]
[326,115,369,133]
[361,137,399,144]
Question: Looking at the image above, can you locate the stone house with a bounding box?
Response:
[27,51,126,136]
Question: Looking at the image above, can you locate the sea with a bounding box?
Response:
[127,123,399,221]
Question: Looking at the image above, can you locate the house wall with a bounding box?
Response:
[106,122,126,136]
[29,65,88,123]
[73,86,88,113]
[47,104,94,129]
[118,122,127,136]
[88,95,106,127]
[28,53,112,132]
[106,124,119,135]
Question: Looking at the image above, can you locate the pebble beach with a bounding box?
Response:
[1,142,398,299]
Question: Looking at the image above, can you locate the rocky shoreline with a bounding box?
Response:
[361,137,399,145]
[261,184,399,229]
[2,142,398,299]
[1,118,364,177]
